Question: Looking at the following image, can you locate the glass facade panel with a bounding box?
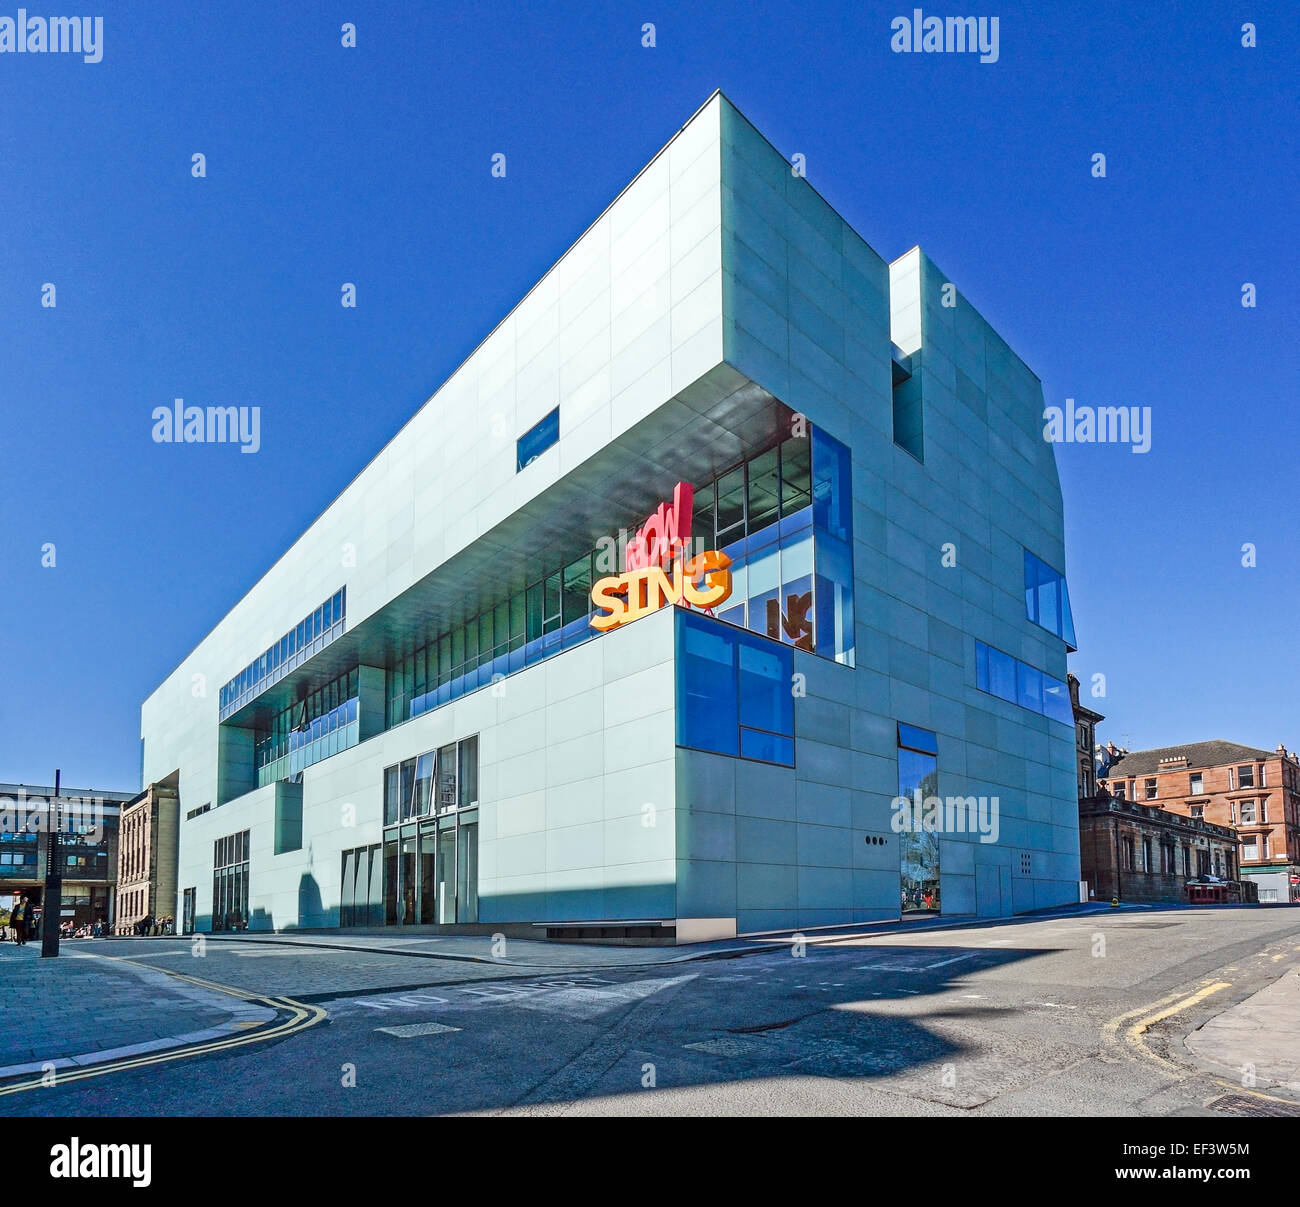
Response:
[898,728,940,914]
[1024,550,1077,648]
[517,406,560,470]
[747,447,781,536]
[676,610,793,765]
[975,639,1072,727]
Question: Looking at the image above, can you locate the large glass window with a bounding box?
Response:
[976,640,1072,726]
[1023,550,1077,649]
[898,725,940,914]
[220,588,347,718]
[676,610,793,765]
[211,830,250,932]
[381,736,480,926]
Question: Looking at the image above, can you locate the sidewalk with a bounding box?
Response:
[0,941,275,1080]
[193,900,1129,968]
[1184,967,1300,1092]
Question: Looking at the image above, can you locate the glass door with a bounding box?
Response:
[436,822,456,923]
[419,826,437,923]
[400,831,418,924]
[457,817,478,923]
[182,887,195,935]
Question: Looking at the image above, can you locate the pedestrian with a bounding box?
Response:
[11,895,28,946]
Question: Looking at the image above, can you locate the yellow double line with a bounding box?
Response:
[0,960,325,1098]
[1104,980,1231,1073]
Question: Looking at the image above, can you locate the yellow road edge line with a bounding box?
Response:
[0,996,326,1098]
[1123,981,1231,1071]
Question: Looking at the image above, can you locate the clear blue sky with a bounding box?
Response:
[1,0,1295,789]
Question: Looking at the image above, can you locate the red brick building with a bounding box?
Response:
[1099,740,1300,904]
[1072,685,1242,904]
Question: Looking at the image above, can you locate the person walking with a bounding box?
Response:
[11,895,28,945]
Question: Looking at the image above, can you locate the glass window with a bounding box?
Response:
[413,753,435,815]
[1024,550,1077,648]
[526,581,544,642]
[1189,772,1203,794]
[676,610,793,765]
[812,427,852,542]
[399,759,416,821]
[747,447,781,537]
[517,406,560,471]
[509,592,526,645]
[780,436,811,517]
[437,744,457,812]
[458,736,479,807]
[493,602,509,652]
[563,555,592,625]
[693,480,715,551]
[715,466,746,541]
[543,572,562,632]
[738,641,792,737]
[677,612,740,757]
[1237,765,1255,788]
[898,723,938,756]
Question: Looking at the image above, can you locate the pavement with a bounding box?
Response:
[1184,965,1300,1092]
[0,940,275,1080]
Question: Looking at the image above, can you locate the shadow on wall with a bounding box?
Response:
[290,873,326,930]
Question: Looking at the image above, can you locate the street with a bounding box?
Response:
[3,906,1298,1117]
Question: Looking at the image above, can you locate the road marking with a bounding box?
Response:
[0,993,323,1097]
[1025,1001,1076,1010]
[375,1022,461,1038]
[924,952,980,970]
[1123,981,1231,1072]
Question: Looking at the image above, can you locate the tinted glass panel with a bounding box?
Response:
[516,407,559,470]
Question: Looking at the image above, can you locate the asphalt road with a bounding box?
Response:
[6,908,1300,1117]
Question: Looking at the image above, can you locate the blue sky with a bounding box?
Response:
[1,0,1295,788]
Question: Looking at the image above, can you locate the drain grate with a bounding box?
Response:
[1208,1093,1300,1117]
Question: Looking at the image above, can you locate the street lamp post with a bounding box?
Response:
[41,769,62,958]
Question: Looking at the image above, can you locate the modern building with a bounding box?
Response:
[115,778,180,934]
[0,782,134,930]
[141,91,1082,940]
[1100,740,1300,904]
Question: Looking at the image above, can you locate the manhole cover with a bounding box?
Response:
[1208,1093,1300,1117]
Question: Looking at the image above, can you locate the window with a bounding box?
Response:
[1242,838,1259,861]
[1239,800,1257,825]
[1237,764,1255,788]
[1190,805,1204,819]
[1162,844,1175,875]
[516,407,559,471]
[975,640,1073,725]
[212,830,250,932]
[675,610,793,766]
[1144,778,1158,800]
[1023,551,1077,648]
[898,724,940,914]
[1123,837,1136,870]
[220,589,347,718]
[1189,772,1203,795]
[892,368,924,461]
[1113,782,1126,800]
[1142,837,1152,873]
[1182,846,1191,876]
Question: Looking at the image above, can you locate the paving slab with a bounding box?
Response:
[1184,966,1300,1092]
[0,941,275,1079]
